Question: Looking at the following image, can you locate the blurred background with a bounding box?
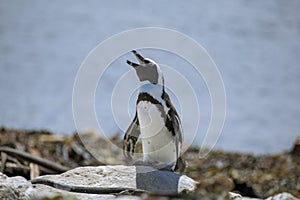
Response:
[0,0,299,154]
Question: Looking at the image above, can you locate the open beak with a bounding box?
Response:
[126,50,145,68]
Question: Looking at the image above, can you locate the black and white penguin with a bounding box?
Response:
[123,50,186,173]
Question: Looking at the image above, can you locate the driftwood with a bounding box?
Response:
[0,147,70,177]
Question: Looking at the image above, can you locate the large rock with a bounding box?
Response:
[31,165,196,194]
[1,165,196,199]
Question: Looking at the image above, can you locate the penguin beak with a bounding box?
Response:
[126,50,145,68]
[132,50,145,65]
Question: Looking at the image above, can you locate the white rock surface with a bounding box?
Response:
[31,165,196,193]
[0,172,32,200]
[265,192,298,200]
[229,192,299,200]
[29,184,116,200]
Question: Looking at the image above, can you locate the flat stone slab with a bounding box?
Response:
[31,165,196,194]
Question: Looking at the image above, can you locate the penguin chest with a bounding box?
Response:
[137,101,177,164]
[137,101,165,137]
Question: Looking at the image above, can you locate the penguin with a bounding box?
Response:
[123,50,186,173]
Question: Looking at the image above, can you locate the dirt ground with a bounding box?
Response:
[0,127,299,199]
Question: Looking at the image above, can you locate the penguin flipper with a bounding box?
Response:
[173,114,186,172]
[168,106,185,172]
[123,113,140,161]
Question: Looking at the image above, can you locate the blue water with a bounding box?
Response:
[1,1,300,154]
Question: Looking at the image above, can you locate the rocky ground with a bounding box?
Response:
[0,127,299,199]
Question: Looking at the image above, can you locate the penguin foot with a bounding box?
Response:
[133,160,146,166]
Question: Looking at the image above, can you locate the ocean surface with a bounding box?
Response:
[1,1,300,154]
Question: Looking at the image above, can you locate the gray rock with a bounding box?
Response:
[31,165,196,193]
[229,192,299,200]
[29,184,116,200]
[0,172,32,200]
[265,192,298,200]
[1,166,196,200]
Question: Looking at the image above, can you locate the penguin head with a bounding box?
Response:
[127,50,164,85]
